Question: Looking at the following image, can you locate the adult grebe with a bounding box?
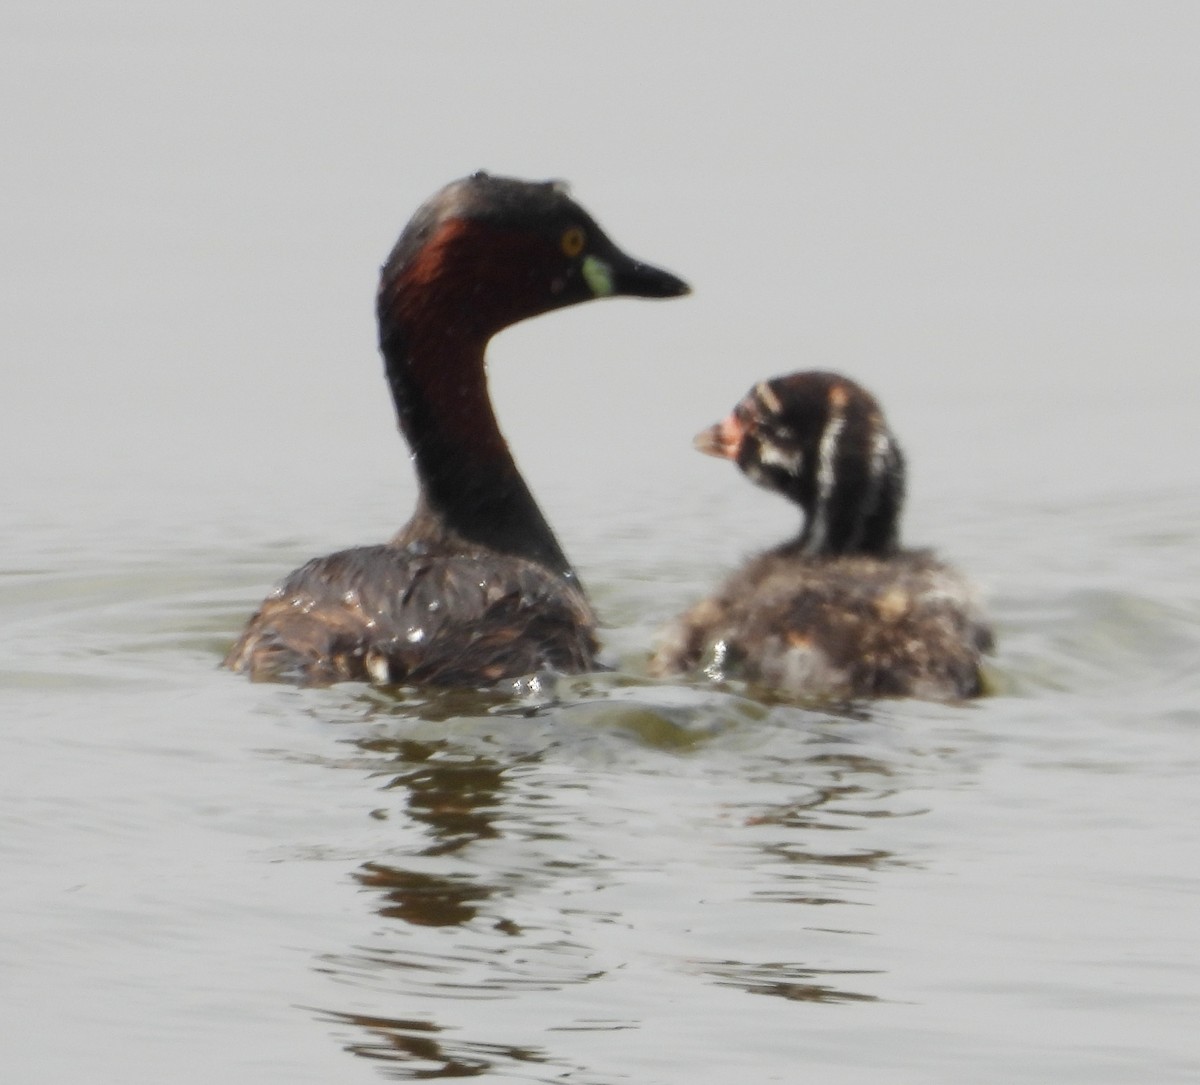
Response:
[227,173,689,686]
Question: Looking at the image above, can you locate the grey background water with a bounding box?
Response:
[2,3,1198,1082]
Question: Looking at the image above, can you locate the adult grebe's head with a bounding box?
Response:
[378,172,689,343]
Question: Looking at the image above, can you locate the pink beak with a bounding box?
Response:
[693,412,744,460]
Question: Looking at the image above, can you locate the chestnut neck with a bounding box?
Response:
[379,309,576,582]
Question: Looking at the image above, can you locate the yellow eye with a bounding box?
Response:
[560,226,586,258]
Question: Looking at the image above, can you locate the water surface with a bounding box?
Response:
[3,482,1198,1083]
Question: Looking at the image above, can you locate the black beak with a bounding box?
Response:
[610,256,691,299]
[584,227,690,300]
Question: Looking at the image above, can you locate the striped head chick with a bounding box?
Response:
[695,371,905,558]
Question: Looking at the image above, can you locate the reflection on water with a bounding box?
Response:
[355,864,494,928]
[305,685,946,1073]
[696,958,882,1004]
[374,742,509,857]
[316,1008,566,1080]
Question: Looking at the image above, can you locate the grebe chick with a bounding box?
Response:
[651,371,992,701]
[226,173,689,686]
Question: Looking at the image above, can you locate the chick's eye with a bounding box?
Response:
[759,420,793,443]
[560,226,586,258]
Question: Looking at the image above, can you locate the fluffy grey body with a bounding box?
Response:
[653,547,991,701]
